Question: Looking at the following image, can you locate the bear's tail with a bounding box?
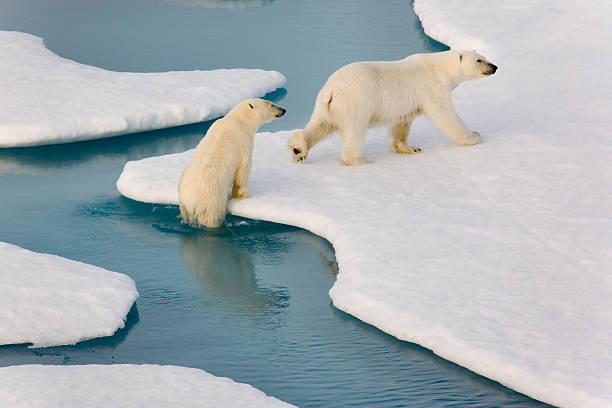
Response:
[314,87,334,118]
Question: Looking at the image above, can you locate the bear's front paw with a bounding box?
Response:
[460,131,482,146]
[289,131,309,163]
[291,147,308,163]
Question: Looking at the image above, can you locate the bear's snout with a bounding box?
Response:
[485,63,498,75]
[276,107,287,118]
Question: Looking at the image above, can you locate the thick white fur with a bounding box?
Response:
[290,50,497,165]
[178,99,285,227]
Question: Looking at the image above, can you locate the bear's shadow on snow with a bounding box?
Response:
[0,88,287,175]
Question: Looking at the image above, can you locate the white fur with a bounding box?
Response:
[178,99,285,227]
[290,50,497,165]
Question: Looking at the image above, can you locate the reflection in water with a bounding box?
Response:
[167,0,274,9]
[179,229,290,328]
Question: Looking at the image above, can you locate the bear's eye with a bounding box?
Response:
[248,103,254,109]
[477,59,482,63]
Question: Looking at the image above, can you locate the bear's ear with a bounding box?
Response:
[248,103,255,109]
[459,53,463,63]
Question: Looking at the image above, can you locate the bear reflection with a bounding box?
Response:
[179,231,289,326]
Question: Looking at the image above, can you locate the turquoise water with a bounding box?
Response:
[0,1,552,406]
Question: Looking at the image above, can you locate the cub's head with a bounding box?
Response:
[457,50,498,80]
[241,98,286,125]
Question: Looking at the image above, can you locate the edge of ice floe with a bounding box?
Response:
[0,242,139,348]
[0,364,295,407]
[0,30,286,148]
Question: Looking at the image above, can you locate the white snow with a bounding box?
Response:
[0,242,138,348]
[0,364,294,408]
[116,1,612,407]
[0,30,285,148]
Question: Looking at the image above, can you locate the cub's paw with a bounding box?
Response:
[393,142,422,154]
[341,156,373,166]
[460,131,482,146]
[289,131,309,163]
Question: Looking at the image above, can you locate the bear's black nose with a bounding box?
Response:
[276,107,286,117]
[490,64,498,74]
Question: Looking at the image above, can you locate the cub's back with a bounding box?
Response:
[182,120,240,192]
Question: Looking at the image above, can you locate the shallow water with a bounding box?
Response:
[0,1,552,406]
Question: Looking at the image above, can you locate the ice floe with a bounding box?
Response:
[117,0,612,406]
[0,30,285,148]
[0,242,138,348]
[0,364,294,407]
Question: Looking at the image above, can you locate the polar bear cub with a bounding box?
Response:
[290,50,498,165]
[178,99,286,228]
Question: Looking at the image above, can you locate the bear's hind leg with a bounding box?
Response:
[339,122,371,166]
[390,116,421,154]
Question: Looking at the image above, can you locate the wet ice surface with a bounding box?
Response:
[0,0,558,406]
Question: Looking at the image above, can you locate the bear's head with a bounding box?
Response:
[240,98,286,125]
[456,50,498,80]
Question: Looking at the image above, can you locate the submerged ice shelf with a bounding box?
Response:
[0,242,138,348]
[0,364,294,407]
[0,30,285,147]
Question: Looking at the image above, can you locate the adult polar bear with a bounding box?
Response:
[290,50,497,165]
[179,99,286,228]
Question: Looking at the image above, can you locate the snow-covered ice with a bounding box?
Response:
[0,30,285,148]
[0,242,138,348]
[0,364,294,408]
[117,1,612,407]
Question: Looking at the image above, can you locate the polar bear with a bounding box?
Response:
[289,50,497,165]
[178,99,286,228]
